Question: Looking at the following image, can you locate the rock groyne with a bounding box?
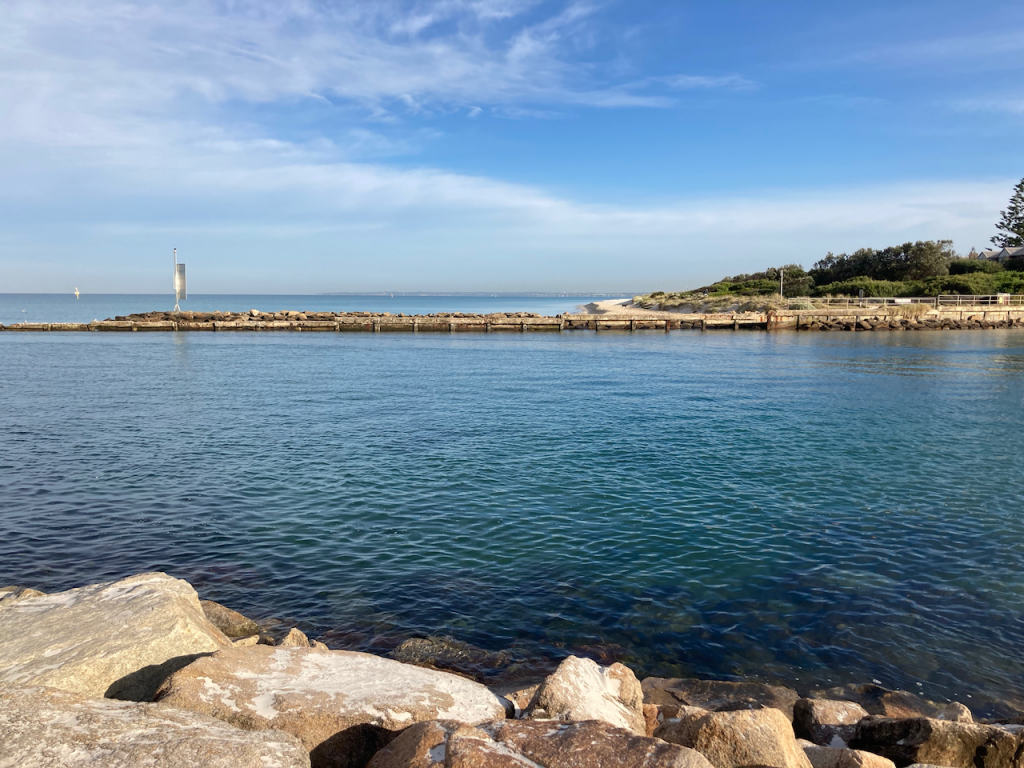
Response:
[4,306,1024,333]
[2,574,1023,768]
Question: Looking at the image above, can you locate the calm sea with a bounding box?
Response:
[1,316,1023,710]
[0,294,614,325]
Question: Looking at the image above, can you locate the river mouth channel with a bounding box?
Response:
[1,330,1022,712]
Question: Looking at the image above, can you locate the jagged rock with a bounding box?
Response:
[642,677,801,721]
[155,645,507,768]
[656,707,813,768]
[653,705,714,745]
[808,685,972,722]
[0,586,46,607]
[849,717,1020,768]
[525,655,645,734]
[489,682,540,716]
[367,719,715,768]
[201,599,261,638]
[279,627,312,647]
[234,634,261,647]
[312,640,330,651]
[802,743,896,768]
[794,698,870,746]
[0,684,310,767]
[0,573,231,701]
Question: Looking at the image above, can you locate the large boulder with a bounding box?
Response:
[656,707,813,768]
[808,685,971,722]
[802,743,896,768]
[0,573,231,701]
[643,677,801,721]
[525,655,645,734]
[794,698,870,746]
[849,717,1020,768]
[367,719,715,768]
[0,684,310,767]
[155,645,508,768]
[200,599,261,638]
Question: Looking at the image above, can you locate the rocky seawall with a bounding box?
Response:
[4,308,1024,333]
[2,575,1023,768]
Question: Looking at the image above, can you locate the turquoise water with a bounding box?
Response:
[1,329,1023,711]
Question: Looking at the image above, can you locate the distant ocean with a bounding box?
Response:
[0,294,625,325]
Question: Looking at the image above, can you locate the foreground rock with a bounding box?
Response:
[849,717,1020,768]
[156,645,508,768]
[643,677,801,721]
[0,684,310,767]
[0,573,231,701]
[525,655,646,734]
[0,585,46,607]
[656,707,813,768]
[201,599,261,638]
[367,719,715,768]
[794,698,870,746]
[802,743,895,768]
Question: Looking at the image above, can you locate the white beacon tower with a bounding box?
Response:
[173,248,186,312]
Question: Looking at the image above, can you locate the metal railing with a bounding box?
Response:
[786,295,1024,309]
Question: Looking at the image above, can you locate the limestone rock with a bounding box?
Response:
[809,685,967,721]
[657,707,813,768]
[794,698,870,746]
[489,682,540,717]
[802,744,896,768]
[155,645,508,768]
[0,573,231,701]
[279,627,312,647]
[643,677,801,721]
[0,684,310,767]
[313,640,330,650]
[0,586,46,607]
[234,634,261,647]
[368,718,715,768]
[654,705,715,746]
[200,599,261,638]
[525,655,645,734]
[936,702,973,723]
[849,716,1020,768]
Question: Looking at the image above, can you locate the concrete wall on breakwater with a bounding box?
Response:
[4,307,1024,333]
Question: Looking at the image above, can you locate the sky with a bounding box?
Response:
[1,0,1022,294]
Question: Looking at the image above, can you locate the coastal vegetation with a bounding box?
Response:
[637,179,1024,309]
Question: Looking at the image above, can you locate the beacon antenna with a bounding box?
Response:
[173,248,186,312]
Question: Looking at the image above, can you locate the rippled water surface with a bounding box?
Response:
[1,330,1023,707]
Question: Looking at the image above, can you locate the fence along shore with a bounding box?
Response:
[4,296,1024,333]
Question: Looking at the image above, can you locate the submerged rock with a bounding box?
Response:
[367,718,714,768]
[155,645,508,768]
[656,707,813,768]
[0,572,231,701]
[525,655,646,734]
[200,599,261,638]
[0,684,310,768]
[808,685,972,722]
[642,677,801,721]
[794,698,870,746]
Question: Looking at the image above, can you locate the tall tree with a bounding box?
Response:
[992,178,1024,247]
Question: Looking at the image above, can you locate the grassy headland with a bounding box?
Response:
[635,240,1024,311]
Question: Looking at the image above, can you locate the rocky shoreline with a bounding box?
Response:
[2,574,1023,768]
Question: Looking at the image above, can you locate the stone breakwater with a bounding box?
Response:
[3,576,1024,768]
[3,307,1024,333]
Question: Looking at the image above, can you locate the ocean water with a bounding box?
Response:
[1,328,1023,711]
[0,294,614,325]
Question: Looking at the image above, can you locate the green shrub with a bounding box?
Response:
[811,277,906,297]
[949,258,1003,275]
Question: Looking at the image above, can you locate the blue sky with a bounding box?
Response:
[1,0,1022,293]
